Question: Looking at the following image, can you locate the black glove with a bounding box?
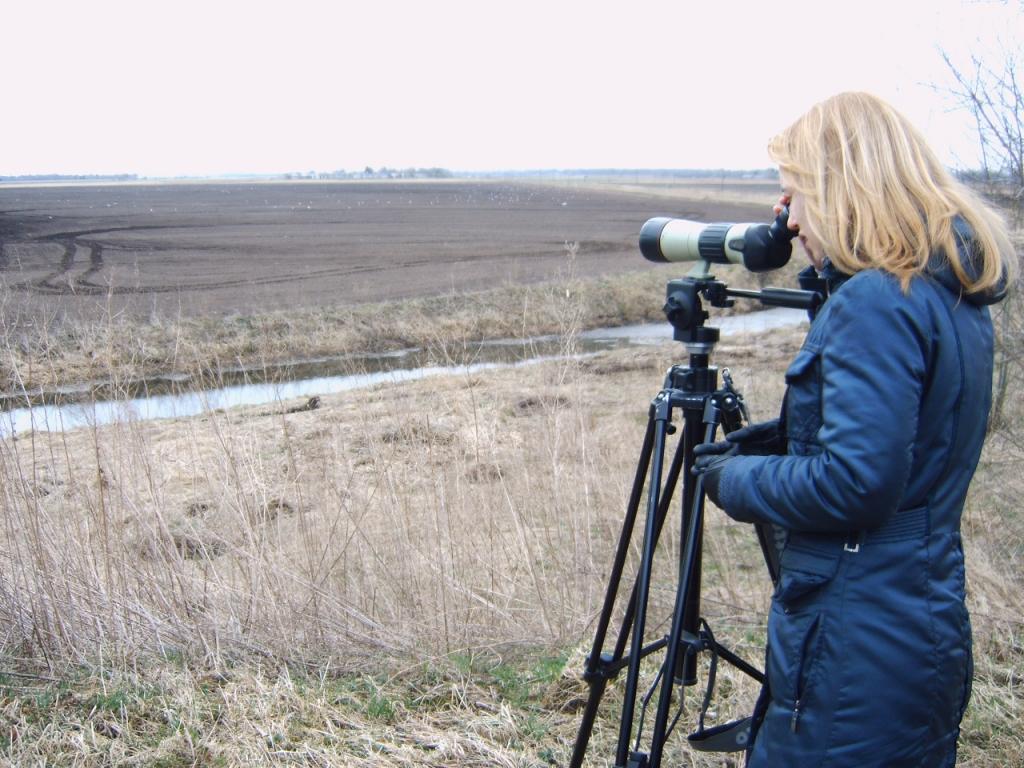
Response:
[692,419,784,509]
[724,418,785,456]
[692,440,737,509]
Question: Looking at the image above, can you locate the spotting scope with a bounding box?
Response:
[640,207,796,273]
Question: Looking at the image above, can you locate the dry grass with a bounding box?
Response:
[0,258,1021,765]
[0,271,658,395]
[0,244,803,398]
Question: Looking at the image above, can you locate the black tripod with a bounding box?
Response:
[569,277,821,768]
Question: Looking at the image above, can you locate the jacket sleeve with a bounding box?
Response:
[717,271,930,532]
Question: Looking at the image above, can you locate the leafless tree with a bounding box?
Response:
[941,47,1023,203]
[938,4,1023,430]
[938,0,1023,205]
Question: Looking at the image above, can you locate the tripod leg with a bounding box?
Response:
[569,414,657,768]
[755,522,782,586]
[647,404,720,767]
[571,390,693,767]
[614,392,677,767]
[571,382,743,767]
[644,476,708,767]
[611,420,689,662]
[585,415,656,675]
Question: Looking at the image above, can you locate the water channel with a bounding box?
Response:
[1,308,806,437]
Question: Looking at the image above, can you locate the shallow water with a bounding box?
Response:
[1,308,806,436]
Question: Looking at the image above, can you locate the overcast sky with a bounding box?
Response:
[2,0,1020,177]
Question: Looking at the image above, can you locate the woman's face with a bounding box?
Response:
[780,171,826,271]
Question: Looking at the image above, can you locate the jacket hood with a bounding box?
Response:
[926,218,1009,306]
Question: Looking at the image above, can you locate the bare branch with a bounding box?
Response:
[940,44,1024,198]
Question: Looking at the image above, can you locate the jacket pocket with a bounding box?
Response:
[774,541,841,607]
[767,606,827,735]
[790,614,823,733]
[767,543,839,732]
[783,346,823,449]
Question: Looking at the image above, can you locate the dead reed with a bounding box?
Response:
[0,260,1020,765]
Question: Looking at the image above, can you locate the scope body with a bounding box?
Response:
[639,208,796,273]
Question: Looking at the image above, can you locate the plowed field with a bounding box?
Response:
[0,180,773,319]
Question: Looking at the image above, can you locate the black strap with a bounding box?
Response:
[688,717,754,753]
[686,620,755,753]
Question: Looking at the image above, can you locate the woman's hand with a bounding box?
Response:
[773,193,792,218]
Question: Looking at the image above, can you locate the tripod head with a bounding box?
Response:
[664,276,823,352]
[664,278,718,352]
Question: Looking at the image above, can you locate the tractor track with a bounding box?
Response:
[5,223,528,296]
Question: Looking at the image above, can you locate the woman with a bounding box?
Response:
[695,92,1016,766]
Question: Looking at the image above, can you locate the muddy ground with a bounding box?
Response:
[0,179,774,321]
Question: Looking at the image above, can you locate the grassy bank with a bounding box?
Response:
[1,317,794,765]
[0,254,800,397]
[1,246,1022,764]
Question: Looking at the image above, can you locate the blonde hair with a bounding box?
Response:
[768,91,1017,293]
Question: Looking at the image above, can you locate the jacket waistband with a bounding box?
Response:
[869,505,930,542]
[788,505,932,554]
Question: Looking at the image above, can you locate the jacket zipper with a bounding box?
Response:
[791,614,821,733]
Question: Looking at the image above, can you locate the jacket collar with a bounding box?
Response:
[802,218,1008,309]
[925,217,1008,306]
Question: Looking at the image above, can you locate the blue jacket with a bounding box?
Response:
[718,241,1003,766]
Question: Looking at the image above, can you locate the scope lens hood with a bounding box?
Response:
[640,217,672,262]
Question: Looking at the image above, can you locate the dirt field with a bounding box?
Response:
[0,179,774,321]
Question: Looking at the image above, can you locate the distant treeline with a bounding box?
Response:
[278,167,779,181]
[1,173,139,183]
[467,168,780,180]
[289,167,455,180]
[1,168,784,184]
